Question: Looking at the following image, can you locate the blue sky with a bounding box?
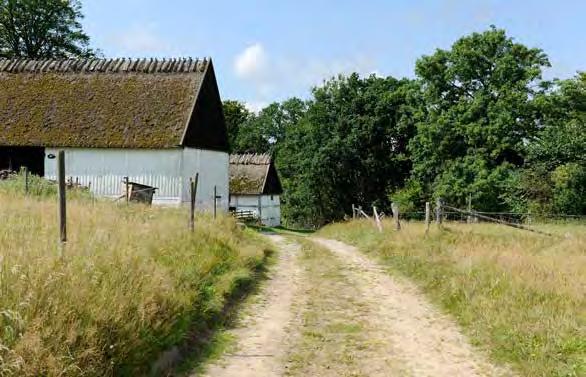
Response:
[82,0,586,111]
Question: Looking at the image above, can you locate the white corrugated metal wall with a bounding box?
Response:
[44,147,229,210]
[229,194,281,226]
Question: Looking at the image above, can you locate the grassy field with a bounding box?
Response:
[319,220,585,377]
[0,187,271,376]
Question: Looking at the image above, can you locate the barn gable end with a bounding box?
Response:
[182,62,229,151]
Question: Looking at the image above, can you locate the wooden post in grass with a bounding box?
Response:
[189,173,199,232]
[436,198,443,227]
[373,206,383,233]
[352,204,356,219]
[425,202,431,234]
[124,176,129,204]
[213,185,222,220]
[23,167,29,194]
[57,151,67,244]
[467,194,472,224]
[391,202,401,231]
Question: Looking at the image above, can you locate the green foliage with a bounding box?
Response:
[227,98,307,155]
[223,100,252,153]
[278,74,420,225]
[226,27,585,224]
[0,0,94,58]
[550,163,586,215]
[409,26,550,209]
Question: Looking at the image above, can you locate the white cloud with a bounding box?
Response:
[245,101,269,114]
[113,23,169,54]
[233,43,380,105]
[234,43,268,79]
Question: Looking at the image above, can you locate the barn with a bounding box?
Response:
[0,57,229,209]
[229,153,283,226]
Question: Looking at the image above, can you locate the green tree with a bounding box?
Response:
[233,98,307,155]
[514,73,586,215]
[222,100,252,153]
[0,0,93,58]
[406,27,550,211]
[529,73,586,168]
[278,74,420,226]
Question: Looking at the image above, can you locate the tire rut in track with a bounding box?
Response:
[311,237,515,377]
[199,235,302,377]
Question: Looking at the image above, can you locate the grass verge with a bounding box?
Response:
[0,190,272,376]
[318,220,585,377]
[285,239,368,376]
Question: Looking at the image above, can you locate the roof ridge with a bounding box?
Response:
[0,57,210,74]
[230,153,272,165]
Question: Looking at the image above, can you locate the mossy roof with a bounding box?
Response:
[0,58,212,148]
[229,153,283,195]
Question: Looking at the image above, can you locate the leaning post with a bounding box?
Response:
[373,206,383,233]
[57,151,67,245]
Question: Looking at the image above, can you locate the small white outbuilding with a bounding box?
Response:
[0,57,229,210]
[229,154,283,227]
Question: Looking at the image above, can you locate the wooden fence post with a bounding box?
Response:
[189,173,199,232]
[391,202,401,231]
[435,198,443,227]
[23,167,29,194]
[57,151,67,244]
[373,206,383,233]
[352,204,356,219]
[467,194,472,224]
[425,202,431,234]
[124,176,129,204]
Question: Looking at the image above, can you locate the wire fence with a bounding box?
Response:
[356,206,586,225]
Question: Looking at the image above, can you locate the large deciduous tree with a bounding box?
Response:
[0,0,93,58]
[405,27,551,210]
[278,74,421,226]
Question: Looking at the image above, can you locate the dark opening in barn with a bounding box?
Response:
[0,147,45,176]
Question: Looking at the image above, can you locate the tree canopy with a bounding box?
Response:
[0,0,93,58]
[226,27,585,226]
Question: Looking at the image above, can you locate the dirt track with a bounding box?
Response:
[200,235,301,377]
[198,235,513,377]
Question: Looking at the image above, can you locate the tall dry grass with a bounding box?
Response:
[319,220,585,377]
[0,191,269,376]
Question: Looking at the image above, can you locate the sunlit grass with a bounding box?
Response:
[0,191,270,376]
[319,220,585,377]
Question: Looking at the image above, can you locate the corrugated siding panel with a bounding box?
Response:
[45,148,184,203]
